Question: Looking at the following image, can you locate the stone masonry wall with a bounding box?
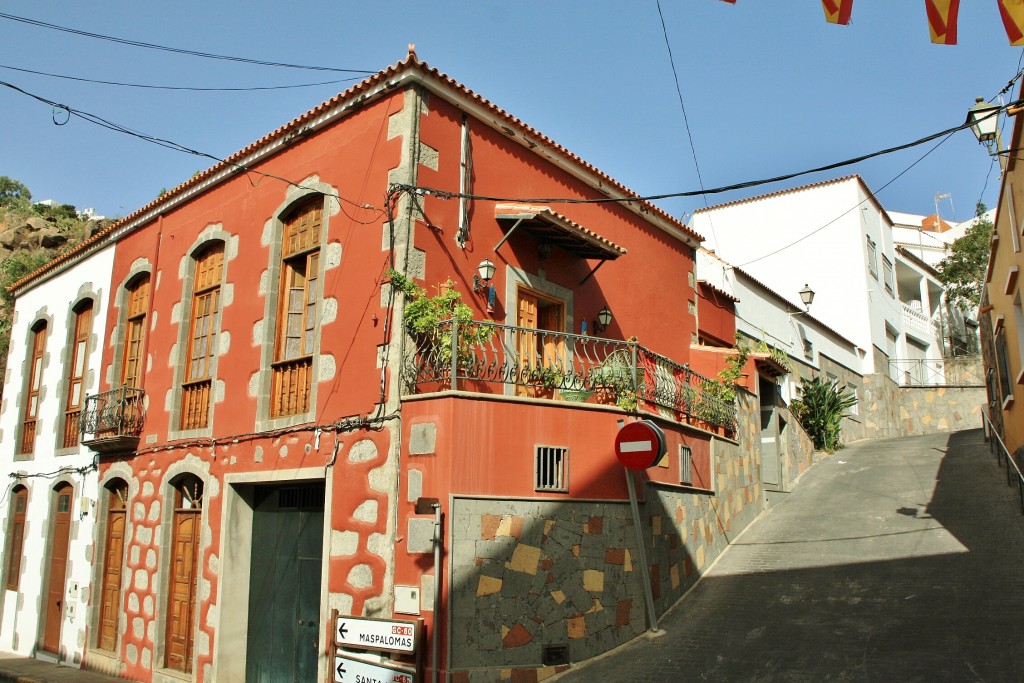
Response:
[448,393,765,683]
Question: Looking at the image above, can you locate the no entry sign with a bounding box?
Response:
[614,420,666,470]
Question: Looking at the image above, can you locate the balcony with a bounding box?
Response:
[900,300,933,338]
[402,320,736,434]
[80,387,146,454]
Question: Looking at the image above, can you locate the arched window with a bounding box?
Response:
[63,299,93,448]
[271,199,322,417]
[21,321,47,454]
[165,474,204,673]
[120,275,150,389]
[181,244,224,430]
[97,479,128,652]
[3,485,28,590]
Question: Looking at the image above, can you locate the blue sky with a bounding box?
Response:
[2,1,1022,249]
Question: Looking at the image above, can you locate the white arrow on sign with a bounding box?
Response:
[336,616,417,654]
[334,655,416,683]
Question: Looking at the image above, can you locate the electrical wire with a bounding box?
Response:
[0,79,386,221]
[655,0,719,249]
[0,12,374,74]
[735,130,955,268]
[0,63,365,92]
[391,104,1011,207]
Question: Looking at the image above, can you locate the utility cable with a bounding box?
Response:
[735,130,954,267]
[0,12,374,74]
[655,0,719,249]
[0,79,385,221]
[0,63,365,92]
[392,104,1011,207]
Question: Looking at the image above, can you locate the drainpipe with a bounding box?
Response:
[431,502,442,683]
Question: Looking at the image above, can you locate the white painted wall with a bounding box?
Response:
[691,177,911,375]
[0,244,114,661]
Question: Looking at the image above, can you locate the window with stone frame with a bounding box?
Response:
[62,300,93,449]
[120,275,150,388]
[181,243,224,431]
[21,321,47,454]
[4,485,28,590]
[271,199,322,418]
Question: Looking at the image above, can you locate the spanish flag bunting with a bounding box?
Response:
[999,0,1024,45]
[822,0,853,25]
[925,0,960,45]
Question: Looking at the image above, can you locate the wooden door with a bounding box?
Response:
[166,478,202,673]
[97,482,128,651]
[516,289,565,397]
[43,483,73,654]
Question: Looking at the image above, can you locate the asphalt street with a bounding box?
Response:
[555,429,1024,683]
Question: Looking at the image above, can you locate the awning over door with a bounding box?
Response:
[493,203,627,260]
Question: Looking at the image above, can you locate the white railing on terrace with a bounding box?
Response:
[402,320,737,434]
[888,358,983,387]
[900,300,933,337]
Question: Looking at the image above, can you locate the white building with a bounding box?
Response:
[691,175,946,387]
[0,243,114,664]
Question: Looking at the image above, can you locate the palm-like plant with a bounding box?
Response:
[790,376,857,452]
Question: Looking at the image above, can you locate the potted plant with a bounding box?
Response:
[388,270,494,389]
[589,351,642,408]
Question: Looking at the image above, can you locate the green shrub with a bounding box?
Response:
[790,376,857,452]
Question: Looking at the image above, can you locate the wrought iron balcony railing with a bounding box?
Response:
[80,386,146,454]
[402,320,736,433]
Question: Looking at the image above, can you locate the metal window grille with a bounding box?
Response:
[535,446,568,492]
[679,445,693,485]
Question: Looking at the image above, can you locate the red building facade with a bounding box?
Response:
[19,54,765,683]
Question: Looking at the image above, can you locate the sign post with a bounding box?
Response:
[334,655,416,683]
[614,420,665,633]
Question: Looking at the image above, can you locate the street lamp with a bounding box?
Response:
[791,284,814,318]
[966,97,1006,170]
[473,258,497,314]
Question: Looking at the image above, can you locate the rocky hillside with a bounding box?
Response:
[0,200,110,398]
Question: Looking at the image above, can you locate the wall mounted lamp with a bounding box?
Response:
[789,284,815,318]
[593,307,613,333]
[472,258,497,313]
[966,97,1009,170]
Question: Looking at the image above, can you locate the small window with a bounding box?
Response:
[847,383,859,416]
[882,257,894,296]
[679,445,693,485]
[866,237,878,279]
[535,446,568,492]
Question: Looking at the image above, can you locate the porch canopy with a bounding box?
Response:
[493,203,627,261]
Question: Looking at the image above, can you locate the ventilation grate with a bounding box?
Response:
[535,446,569,492]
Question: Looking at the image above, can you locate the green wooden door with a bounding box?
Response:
[246,484,325,682]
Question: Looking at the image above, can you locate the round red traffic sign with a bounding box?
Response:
[614,420,666,470]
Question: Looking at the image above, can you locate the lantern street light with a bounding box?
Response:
[965,97,1006,171]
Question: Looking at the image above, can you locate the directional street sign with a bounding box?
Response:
[334,655,416,683]
[336,616,418,654]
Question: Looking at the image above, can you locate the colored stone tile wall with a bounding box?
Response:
[895,386,986,436]
[450,498,645,682]
[448,394,766,682]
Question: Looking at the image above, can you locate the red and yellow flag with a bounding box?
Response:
[821,0,853,25]
[999,0,1024,45]
[925,0,960,45]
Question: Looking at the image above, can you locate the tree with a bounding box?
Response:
[0,176,31,208]
[936,202,993,311]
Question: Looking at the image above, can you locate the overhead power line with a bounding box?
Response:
[0,12,375,74]
[0,63,365,92]
[395,104,1010,206]
[0,79,386,222]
